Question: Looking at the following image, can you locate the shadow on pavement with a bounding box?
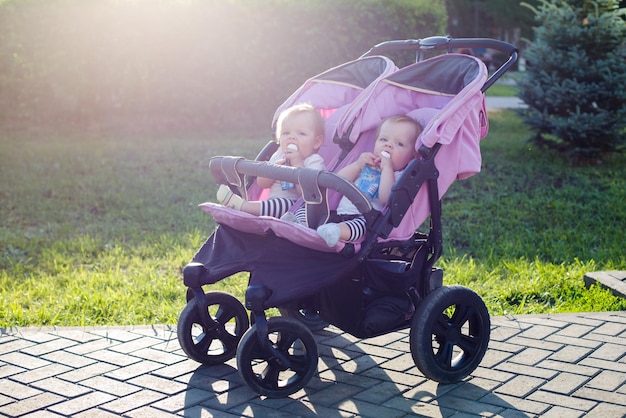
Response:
[181,329,519,417]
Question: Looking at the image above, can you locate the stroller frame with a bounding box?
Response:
[177,36,518,398]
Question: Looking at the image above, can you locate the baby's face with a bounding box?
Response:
[373,121,418,171]
[278,112,323,159]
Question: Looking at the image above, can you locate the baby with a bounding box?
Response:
[217,103,325,218]
[317,114,422,246]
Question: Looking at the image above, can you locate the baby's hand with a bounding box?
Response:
[285,152,304,167]
[379,150,392,170]
[358,152,379,168]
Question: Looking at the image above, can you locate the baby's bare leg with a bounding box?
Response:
[338,223,352,241]
[239,201,262,215]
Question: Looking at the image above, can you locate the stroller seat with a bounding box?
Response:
[202,52,490,251]
[199,107,444,253]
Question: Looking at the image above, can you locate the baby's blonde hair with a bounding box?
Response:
[377,114,423,148]
[275,103,325,141]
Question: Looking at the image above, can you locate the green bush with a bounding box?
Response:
[0,0,446,135]
[517,0,626,162]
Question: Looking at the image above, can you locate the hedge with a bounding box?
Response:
[0,0,446,135]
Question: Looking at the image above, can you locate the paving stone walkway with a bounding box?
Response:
[1,311,626,417]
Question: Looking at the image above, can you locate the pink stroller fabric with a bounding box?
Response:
[201,53,488,251]
[330,53,489,241]
[245,55,397,202]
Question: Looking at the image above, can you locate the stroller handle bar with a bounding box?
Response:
[360,36,518,93]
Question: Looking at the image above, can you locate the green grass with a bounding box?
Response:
[485,72,520,97]
[1,112,625,327]
[0,131,258,327]
[442,111,626,314]
[485,83,517,97]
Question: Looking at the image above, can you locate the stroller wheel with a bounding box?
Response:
[409,285,490,384]
[237,317,318,398]
[278,307,329,332]
[177,291,249,365]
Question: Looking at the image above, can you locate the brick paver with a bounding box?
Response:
[0,311,625,417]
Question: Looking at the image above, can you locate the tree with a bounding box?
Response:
[446,0,539,47]
[517,0,626,162]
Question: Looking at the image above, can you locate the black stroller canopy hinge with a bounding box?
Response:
[333,130,356,170]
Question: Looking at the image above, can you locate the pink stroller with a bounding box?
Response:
[177,36,518,398]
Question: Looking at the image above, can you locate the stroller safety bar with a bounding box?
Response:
[209,156,374,226]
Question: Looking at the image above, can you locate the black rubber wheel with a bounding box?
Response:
[236,317,318,398]
[177,291,249,365]
[410,285,490,383]
[278,307,329,332]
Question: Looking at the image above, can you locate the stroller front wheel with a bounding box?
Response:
[409,285,490,383]
[177,291,249,365]
[237,316,318,398]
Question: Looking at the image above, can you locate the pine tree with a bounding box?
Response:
[517,0,626,162]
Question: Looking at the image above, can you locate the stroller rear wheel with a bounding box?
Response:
[237,316,318,398]
[177,291,249,365]
[410,285,490,383]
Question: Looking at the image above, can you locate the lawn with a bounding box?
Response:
[485,83,517,97]
[1,110,625,327]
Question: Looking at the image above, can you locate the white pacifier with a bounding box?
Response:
[381,151,391,158]
[287,144,298,151]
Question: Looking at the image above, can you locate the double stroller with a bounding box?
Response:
[177,36,518,398]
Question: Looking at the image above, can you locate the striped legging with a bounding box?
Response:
[259,197,296,218]
[264,199,368,242]
[341,215,367,241]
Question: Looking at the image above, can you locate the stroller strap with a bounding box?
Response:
[298,168,323,205]
[220,157,245,188]
[208,155,245,185]
[298,167,331,229]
